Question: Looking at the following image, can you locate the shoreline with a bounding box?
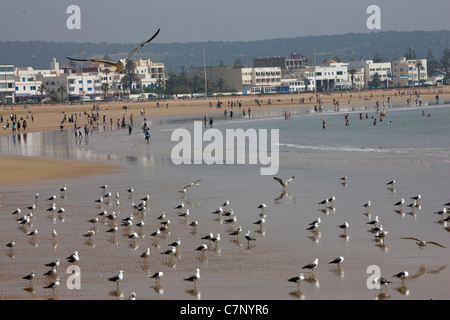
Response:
[1,87,449,187]
[1,87,449,137]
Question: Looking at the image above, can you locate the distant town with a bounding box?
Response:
[1,47,449,104]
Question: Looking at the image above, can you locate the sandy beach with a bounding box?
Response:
[1,86,449,301]
[1,86,448,187]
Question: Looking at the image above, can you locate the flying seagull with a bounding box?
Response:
[66,28,160,73]
[273,176,295,189]
[400,237,446,249]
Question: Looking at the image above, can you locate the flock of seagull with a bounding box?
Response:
[3,171,449,300]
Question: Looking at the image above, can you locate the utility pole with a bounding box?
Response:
[203,47,207,99]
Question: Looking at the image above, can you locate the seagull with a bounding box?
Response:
[174,203,184,210]
[434,208,447,216]
[257,203,268,214]
[60,184,67,192]
[386,179,395,187]
[184,268,201,288]
[195,244,208,257]
[374,276,391,292]
[288,273,305,290]
[127,292,136,300]
[6,240,15,248]
[161,247,176,261]
[211,234,220,247]
[127,186,134,193]
[140,195,150,201]
[67,29,160,73]
[245,231,256,246]
[179,179,202,193]
[169,238,181,252]
[340,176,348,183]
[140,248,151,259]
[179,209,190,218]
[47,195,56,201]
[363,200,371,210]
[253,218,265,228]
[327,196,336,206]
[392,271,409,285]
[108,270,124,289]
[157,212,167,220]
[27,229,38,236]
[410,194,421,202]
[45,259,61,268]
[309,218,322,226]
[337,222,349,234]
[67,251,79,263]
[400,237,446,249]
[394,198,405,206]
[150,271,164,286]
[273,176,295,189]
[375,231,389,241]
[23,271,35,285]
[302,258,319,275]
[306,223,319,233]
[46,203,56,212]
[229,226,242,239]
[43,267,58,277]
[329,256,344,268]
[367,216,379,226]
[211,207,223,216]
[57,207,65,214]
[83,229,95,239]
[43,278,60,292]
[11,208,21,216]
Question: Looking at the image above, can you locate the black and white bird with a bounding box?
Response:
[366,216,379,226]
[363,200,371,210]
[184,268,201,288]
[45,259,61,268]
[23,271,35,285]
[394,198,405,207]
[245,231,256,246]
[273,176,295,189]
[257,203,268,215]
[47,195,56,201]
[392,271,409,285]
[302,258,319,275]
[287,273,305,290]
[150,271,164,286]
[161,247,176,261]
[374,276,391,292]
[337,221,349,234]
[229,226,242,239]
[169,238,181,253]
[329,256,344,268]
[66,29,160,73]
[43,278,60,292]
[386,179,396,187]
[108,270,124,289]
[195,244,208,257]
[66,251,79,263]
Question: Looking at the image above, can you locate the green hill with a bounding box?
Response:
[1,30,448,73]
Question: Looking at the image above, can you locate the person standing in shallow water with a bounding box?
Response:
[145,128,150,144]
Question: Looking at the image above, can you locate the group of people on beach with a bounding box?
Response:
[1,113,29,132]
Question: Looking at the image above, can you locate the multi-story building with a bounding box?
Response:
[0,64,16,103]
[314,61,350,90]
[391,57,427,87]
[253,53,308,73]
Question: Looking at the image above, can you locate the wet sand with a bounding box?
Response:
[0,87,449,301]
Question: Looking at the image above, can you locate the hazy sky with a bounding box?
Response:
[1,0,449,44]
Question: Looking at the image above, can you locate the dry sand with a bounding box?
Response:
[1,86,449,187]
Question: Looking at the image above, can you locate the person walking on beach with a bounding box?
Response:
[209,116,213,128]
[145,128,150,144]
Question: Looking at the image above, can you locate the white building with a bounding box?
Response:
[314,61,350,90]
[1,64,16,103]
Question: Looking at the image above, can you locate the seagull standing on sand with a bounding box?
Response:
[393,271,409,285]
[288,273,305,290]
[329,256,344,268]
[67,251,79,264]
[66,29,160,73]
[23,271,35,285]
[337,222,349,234]
[245,231,256,246]
[257,203,268,215]
[150,271,163,286]
[108,270,124,289]
[43,278,60,292]
[184,268,201,288]
[302,259,319,275]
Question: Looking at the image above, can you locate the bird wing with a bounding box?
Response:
[427,241,446,248]
[400,237,421,242]
[125,28,160,61]
[273,177,285,186]
[286,176,295,185]
[66,57,118,67]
